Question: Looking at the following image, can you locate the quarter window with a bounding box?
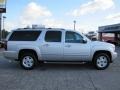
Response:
[65,31,83,43]
[45,31,62,42]
[9,31,41,41]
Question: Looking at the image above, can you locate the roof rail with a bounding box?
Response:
[47,28,65,30]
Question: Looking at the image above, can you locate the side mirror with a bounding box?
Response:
[83,39,87,43]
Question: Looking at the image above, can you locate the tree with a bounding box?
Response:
[1,29,9,40]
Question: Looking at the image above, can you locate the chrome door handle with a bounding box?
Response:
[65,45,71,48]
[43,44,49,47]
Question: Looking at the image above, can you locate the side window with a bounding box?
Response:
[65,31,83,43]
[45,31,62,42]
[9,31,41,41]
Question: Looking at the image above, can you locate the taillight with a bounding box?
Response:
[4,41,7,50]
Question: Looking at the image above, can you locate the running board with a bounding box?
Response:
[43,61,90,64]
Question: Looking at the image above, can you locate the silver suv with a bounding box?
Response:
[3,27,117,70]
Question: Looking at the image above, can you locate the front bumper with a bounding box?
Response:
[111,51,117,62]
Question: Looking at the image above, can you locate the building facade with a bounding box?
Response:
[98,23,120,45]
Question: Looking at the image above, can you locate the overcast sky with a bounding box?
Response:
[3,0,120,33]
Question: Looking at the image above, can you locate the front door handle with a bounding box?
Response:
[65,45,71,48]
[43,44,49,47]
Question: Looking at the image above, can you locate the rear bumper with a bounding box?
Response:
[3,51,18,60]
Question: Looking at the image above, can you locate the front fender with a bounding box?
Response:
[90,45,112,58]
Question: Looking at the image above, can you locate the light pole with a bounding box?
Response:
[0,0,7,41]
[2,16,6,39]
[73,20,76,31]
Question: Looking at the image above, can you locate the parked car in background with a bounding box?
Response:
[86,31,97,41]
[87,31,96,37]
[3,26,117,70]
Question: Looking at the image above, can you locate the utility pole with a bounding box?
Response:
[2,16,6,39]
[73,20,76,31]
[0,0,7,41]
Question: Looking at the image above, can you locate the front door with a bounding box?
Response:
[64,31,90,61]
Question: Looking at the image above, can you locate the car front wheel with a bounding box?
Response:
[93,53,110,70]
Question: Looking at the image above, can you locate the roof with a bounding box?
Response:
[98,23,120,33]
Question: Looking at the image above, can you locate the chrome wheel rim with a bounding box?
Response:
[96,56,108,68]
[22,56,34,68]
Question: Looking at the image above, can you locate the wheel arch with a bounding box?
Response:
[92,50,112,63]
[18,49,38,61]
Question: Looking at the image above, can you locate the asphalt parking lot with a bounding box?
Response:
[0,47,120,90]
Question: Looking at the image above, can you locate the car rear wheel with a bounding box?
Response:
[93,53,110,70]
[20,53,37,70]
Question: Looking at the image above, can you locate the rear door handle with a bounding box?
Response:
[43,44,49,47]
[65,45,71,48]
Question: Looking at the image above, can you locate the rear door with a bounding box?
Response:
[41,30,63,61]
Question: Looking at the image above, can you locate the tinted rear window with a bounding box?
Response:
[9,31,41,41]
[45,31,62,42]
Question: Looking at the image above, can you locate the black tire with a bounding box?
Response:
[93,53,110,70]
[20,53,37,70]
